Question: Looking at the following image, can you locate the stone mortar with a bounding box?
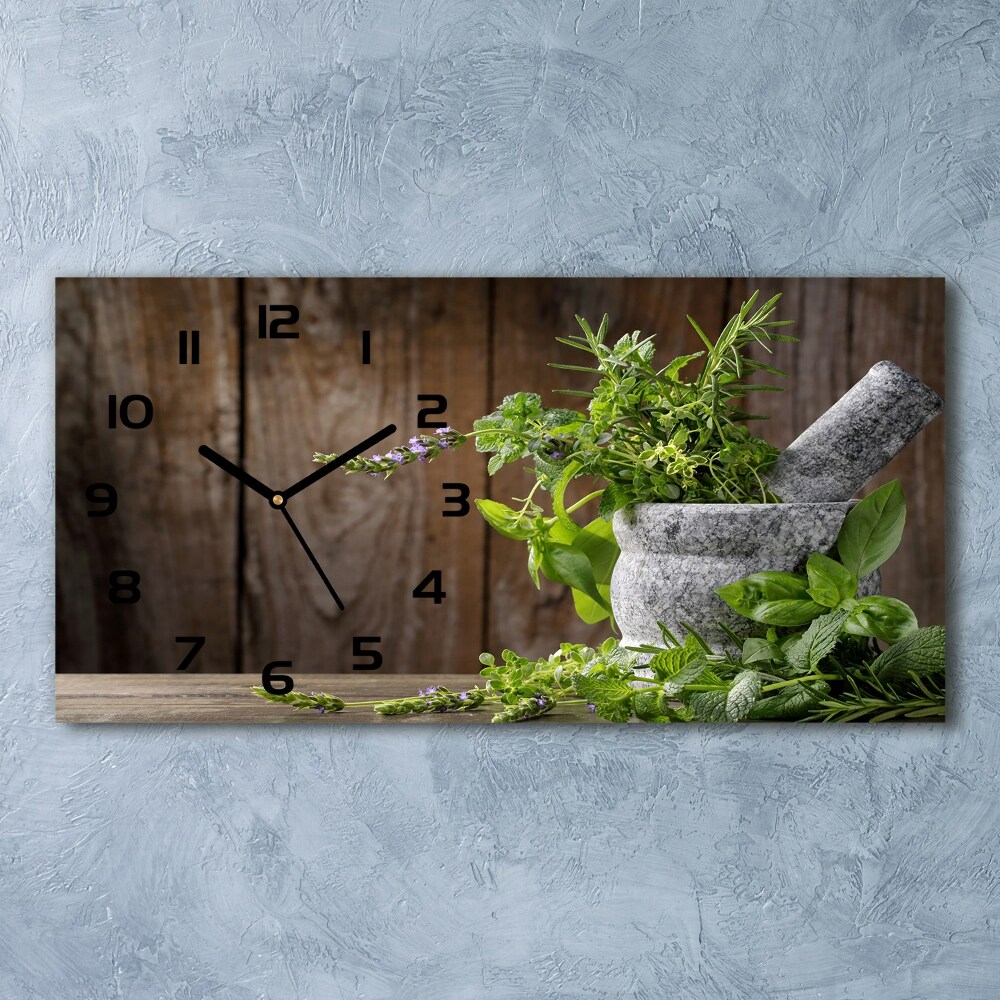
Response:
[611,500,880,653]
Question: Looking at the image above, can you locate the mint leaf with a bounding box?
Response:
[648,649,710,695]
[572,673,634,723]
[869,626,945,683]
[783,609,849,673]
[726,670,762,721]
[686,689,729,722]
[836,480,906,578]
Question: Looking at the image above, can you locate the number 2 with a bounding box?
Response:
[417,394,448,429]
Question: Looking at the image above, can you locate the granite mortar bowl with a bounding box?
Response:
[610,500,880,652]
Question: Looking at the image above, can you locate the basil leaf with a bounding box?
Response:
[805,552,858,608]
[544,543,609,611]
[746,598,827,627]
[869,625,945,683]
[716,570,810,616]
[570,586,612,625]
[571,516,619,588]
[843,596,918,644]
[836,480,906,578]
[741,636,783,665]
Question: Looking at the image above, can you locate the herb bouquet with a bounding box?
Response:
[252,292,946,722]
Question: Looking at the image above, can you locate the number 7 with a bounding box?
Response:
[175,635,205,670]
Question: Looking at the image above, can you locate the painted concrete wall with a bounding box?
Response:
[2,2,997,996]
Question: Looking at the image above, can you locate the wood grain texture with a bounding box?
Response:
[56,278,241,672]
[240,278,489,674]
[54,673,612,724]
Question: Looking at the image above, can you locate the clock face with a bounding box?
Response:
[56,277,495,675]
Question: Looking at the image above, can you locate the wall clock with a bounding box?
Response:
[55,277,945,723]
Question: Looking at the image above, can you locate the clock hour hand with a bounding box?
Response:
[279,506,345,610]
[281,423,397,501]
[198,445,273,502]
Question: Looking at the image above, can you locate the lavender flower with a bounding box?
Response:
[587,702,596,713]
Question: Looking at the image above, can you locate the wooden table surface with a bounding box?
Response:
[55,674,610,725]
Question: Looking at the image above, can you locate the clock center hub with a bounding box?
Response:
[271,493,285,508]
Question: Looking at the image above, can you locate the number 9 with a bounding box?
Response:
[86,483,118,517]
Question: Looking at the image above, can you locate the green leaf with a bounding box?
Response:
[649,652,710,695]
[663,351,705,381]
[836,481,906,578]
[599,483,629,520]
[716,570,810,614]
[726,670,762,721]
[570,587,612,625]
[571,516,620,588]
[544,543,609,611]
[805,552,858,608]
[783,609,850,673]
[474,499,535,540]
[633,689,675,722]
[686,689,729,722]
[717,570,828,625]
[572,673,634,723]
[869,626,946,683]
[741,637,783,665]
[843,596,919,644]
[748,681,831,720]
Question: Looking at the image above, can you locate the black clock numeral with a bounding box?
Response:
[361,329,371,364]
[258,304,300,339]
[86,483,117,517]
[262,660,294,694]
[417,394,448,429]
[178,329,200,364]
[412,570,446,604]
[175,635,205,671]
[108,569,140,604]
[442,483,470,517]
[353,636,383,671]
[108,394,153,429]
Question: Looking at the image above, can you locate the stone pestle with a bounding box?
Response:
[763,361,943,503]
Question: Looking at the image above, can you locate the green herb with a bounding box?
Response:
[314,291,794,626]
[252,478,945,723]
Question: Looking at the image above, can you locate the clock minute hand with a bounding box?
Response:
[279,506,345,610]
[281,423,397,501]
[198,445,274,501]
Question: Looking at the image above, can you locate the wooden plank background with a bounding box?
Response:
[57,277,945,674]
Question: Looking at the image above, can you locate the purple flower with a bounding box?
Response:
[316,706,326,714]
[587,703,596,713]
[424,685,438,694]
[458,691,468,702]
[535,695,548,708]
[371,454,382,462]
[550,451,564,460]
[389,451,406,465]
[435,426,452,435]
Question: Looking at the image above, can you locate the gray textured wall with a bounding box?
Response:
[2,2,997,997]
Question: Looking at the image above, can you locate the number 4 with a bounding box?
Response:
[412,570,445,604]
